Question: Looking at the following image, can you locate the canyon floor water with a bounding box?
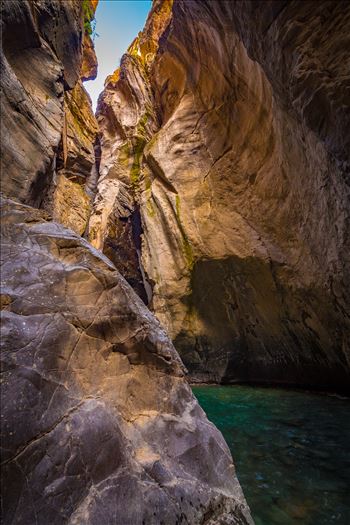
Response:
[192,386,350,525]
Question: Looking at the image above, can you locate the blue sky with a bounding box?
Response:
[85,0,152,112]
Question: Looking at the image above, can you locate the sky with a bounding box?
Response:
[85,0,152,112]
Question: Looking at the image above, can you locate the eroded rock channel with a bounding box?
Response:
[1,0,349,523]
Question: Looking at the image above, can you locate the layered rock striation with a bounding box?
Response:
[1,0,82,203]
[1,0,98,235]
[0,1,253,523]
[91,0,350,393]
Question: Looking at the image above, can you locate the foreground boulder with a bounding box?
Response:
[0,197,253,525]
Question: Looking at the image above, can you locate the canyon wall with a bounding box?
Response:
[0,1,252,523]
[91,0,350,393]
[1,0,98,234]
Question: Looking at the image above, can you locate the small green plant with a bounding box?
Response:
[82,0,98,40]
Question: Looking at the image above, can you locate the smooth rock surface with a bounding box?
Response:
[0,196,253,525]
[92,0,350,392]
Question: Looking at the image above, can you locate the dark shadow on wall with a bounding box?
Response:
[102,206,152,305]
[174,256,350,395]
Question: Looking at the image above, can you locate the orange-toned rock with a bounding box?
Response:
[87,2,171,303]
[51,173,91,235]
[81,33,98,81]
[93,0,350,393]
[0,0,99,207]
[51,20,98,235]
[49,77,98,235]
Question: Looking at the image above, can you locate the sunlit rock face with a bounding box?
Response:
[93,0,350,392]
[50,79,98,236]
[87,0,173,302]
[0,197,252,525]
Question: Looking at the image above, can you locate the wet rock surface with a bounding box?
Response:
[0,196,252,525]
[93,0,350,393]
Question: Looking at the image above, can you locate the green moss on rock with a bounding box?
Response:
[175,194,194,270]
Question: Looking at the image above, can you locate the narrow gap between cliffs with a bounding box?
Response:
[84,1,153,307]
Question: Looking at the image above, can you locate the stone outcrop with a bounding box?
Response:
[0,0,83,204]
[0,0,99,235]
[81,33,98,82]
[47,0,99,236]
[231,0,350,166]
[0,1,253,523]
[50,79,98,236]
[0,197,252,525]
[91,0,350,393]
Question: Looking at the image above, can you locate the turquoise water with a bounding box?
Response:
[192,386,350,525]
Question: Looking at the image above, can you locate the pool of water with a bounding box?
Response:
[192,385,350,525]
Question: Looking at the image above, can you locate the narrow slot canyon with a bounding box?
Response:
[1,1,349,524]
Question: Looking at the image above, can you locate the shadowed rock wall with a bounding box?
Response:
[91,0,350,393]
[1,0,83,203]
[0,0,98,235]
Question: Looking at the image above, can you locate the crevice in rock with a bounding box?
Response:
[131,206,153,305]
[27,149,58,209]
[85,133,102,200]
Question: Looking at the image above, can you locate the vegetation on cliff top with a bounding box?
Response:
[82,0,98,39]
